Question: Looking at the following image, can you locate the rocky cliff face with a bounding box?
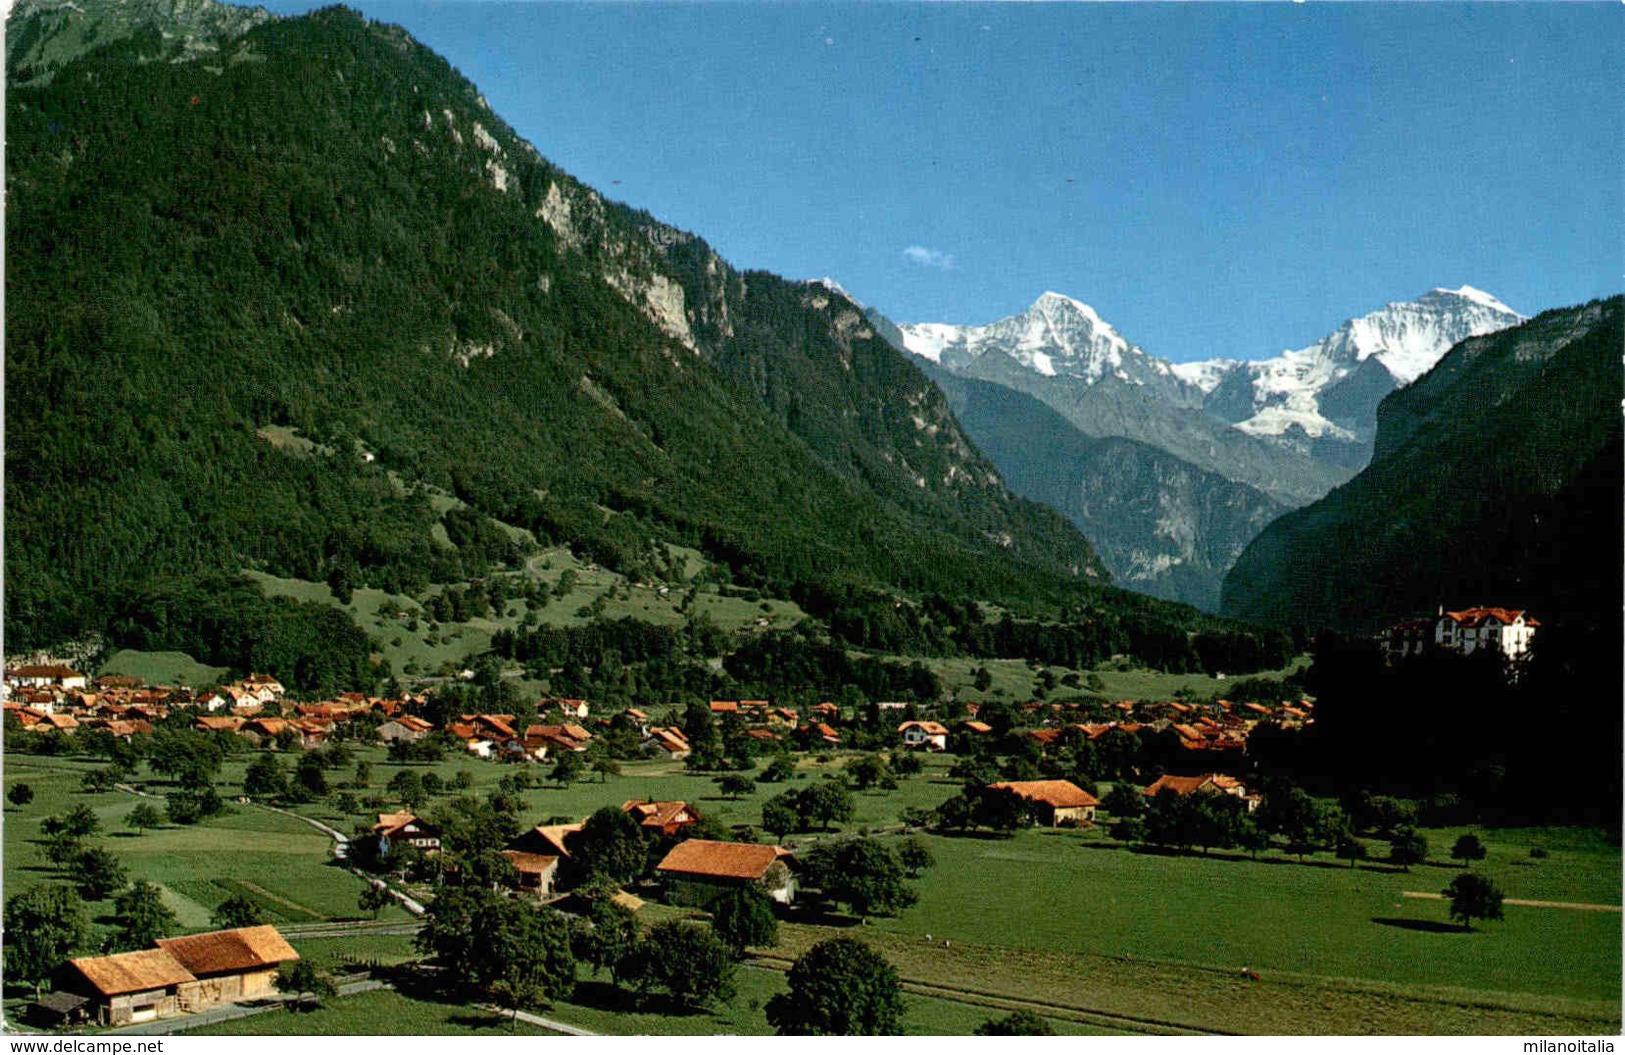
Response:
[925,365,1285,610]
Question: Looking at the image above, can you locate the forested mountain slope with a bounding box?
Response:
[1222,297,1623,634]
[10,3,1280,672]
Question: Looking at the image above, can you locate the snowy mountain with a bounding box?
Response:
[1198,287,1524,444]
[877,285,1526,610]
[898,286,1523,454]
[900,292,1204,405]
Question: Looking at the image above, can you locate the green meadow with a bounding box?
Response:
[5,744,1617,1034]
[2,755,405,934]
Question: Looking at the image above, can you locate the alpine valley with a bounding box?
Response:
[3,0,1294,690]
[4,0,1622,1042]
[871,287,1525,608]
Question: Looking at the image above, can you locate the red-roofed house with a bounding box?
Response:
[60,925,297,1026]
[622,799,702,837]
[1142,773,1259,812]
[897,720,949,751]
[379,715,433,742]
[1435,607,1538,659]
[988,780,1099,826]
[509,822,582,859]
[655,839,796,906]
[642,727,691,760]
[372,812,441,855]
[501,851,561,896]
[7,664,87,691]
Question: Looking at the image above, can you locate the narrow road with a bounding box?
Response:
[476,1004,599,1036]
[1401,891,1622,912]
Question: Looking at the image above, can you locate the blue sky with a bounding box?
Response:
[265,1,1623,363]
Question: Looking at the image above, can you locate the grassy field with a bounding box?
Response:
[856,829,1619,1004]
[189,988,556,1036]
[246,549,806,680]
[923,655,1312,704]
[2,755,405,936]
[6,741,1617,1035]
[183,965,1096,1037]
[96,650,229,688]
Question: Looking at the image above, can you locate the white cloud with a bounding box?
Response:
[902,245,955,270]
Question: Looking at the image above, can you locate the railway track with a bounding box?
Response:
[280,919,426,939]
[746,952,1236,1036]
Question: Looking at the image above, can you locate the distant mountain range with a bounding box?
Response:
[868,287,1524,608]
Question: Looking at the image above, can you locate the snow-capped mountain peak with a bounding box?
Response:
[898,291,1180,388]
[1434,285,1519,317]
[1208,287,1525,440]
[894,283,1524,450]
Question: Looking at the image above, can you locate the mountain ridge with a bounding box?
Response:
[1220,296,1622,632]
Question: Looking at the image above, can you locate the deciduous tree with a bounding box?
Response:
[621,921,735,1009]
[111,881,178,951]
[3,885,90,996]
[1443,872,1504,931]
[126,802,164,836]
[709,884,778,957]
[765,937,903,1035]
[1451,833,1487,869]
[212,892,267,930]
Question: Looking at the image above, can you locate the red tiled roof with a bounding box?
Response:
[898,721,949,735]
[9,665,83,679]
[656,839,789,881]
[645,727,689,752]
[71,949,195,996]
[989,780,1099,809]
[1443,606,1532,628]
[520,822,582,857]
[501,850,559,875]
[156,925,298,976]
[710,701,740,713]
[623,800,698,829]
[1143,774,1208,797]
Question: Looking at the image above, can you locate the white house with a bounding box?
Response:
[7,665,87,691]
[897,720,949,752]
[193,690,229,713]
[1435,607,1538,659]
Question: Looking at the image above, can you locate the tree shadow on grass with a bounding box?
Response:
[785,905,862,928]
[569,981,708,1019]
[932,829,1020,842]
[447,1011,513,1030]
[567,980,639,1014]
[1371,917,1465,934]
